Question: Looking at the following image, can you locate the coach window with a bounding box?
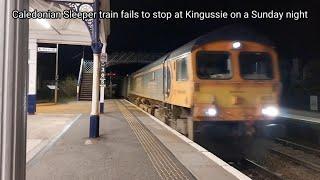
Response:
[151,72,155,81]
[176,58,188,81]
[196,51,232,79]
[130,77,134,90]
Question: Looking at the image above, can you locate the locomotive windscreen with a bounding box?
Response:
[239,52,273,80]
[196,51,232,79]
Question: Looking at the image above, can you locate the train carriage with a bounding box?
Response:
[128,26,281,140]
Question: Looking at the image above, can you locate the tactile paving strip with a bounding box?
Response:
[116,100,193,180]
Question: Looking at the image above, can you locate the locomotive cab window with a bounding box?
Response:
[239,52,273,80]
[176,58,188,81]
[196,51,232,79]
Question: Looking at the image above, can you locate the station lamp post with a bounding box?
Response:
[50,0,103,138]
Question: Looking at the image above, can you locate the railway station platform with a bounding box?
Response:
[280,108,320,124]
[26,100,249,180]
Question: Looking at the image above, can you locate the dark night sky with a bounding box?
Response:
[107,0,319,59]
[47,0,319,80]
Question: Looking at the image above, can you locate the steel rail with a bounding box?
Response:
[269,148,320,173]
[242,159,283,180]
[275,138,320,156]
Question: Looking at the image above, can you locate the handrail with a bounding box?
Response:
[78,58,84,86]
[77,58,84,100]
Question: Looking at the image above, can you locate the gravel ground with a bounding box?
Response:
[238,138,320,180]
[271,142,320,168]
[263,153,320,180]
[242,168,275,180]
[283,137,320,153]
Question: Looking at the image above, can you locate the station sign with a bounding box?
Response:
[100,64,106,86]
[48,0,94,3]
[37,47,57,53]
[47,85,58,90]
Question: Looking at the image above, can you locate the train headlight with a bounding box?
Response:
[232,41,241,49]
[206,108,217,117]
[261,106,279,117]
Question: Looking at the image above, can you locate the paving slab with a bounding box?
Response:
[26,101,195,180]
[27,113,79,162]
[121,100,250,180]
[26,100,250,180]
[280,108,320,123]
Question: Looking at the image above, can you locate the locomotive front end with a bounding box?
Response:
[191,40,281,137]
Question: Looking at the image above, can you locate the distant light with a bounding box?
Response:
[262,106,279,117]
[232,41,241,49]
[206,108,217,117]
[266,123,277,127]
[36,19,51,29]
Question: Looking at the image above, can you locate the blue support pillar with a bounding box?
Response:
[100,102,104,113]
[89,0,103,138]
[49,0,104,138]
[28,95,37,115]
[89,115,100,138]
[28,39,38,115]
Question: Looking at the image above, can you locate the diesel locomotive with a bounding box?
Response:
[127,26,281,140]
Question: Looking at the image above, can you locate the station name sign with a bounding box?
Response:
[38,47,57,53]
[101,53,107,63]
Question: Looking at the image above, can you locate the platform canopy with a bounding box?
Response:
[105,52,165,75]
[107,52,165,67]
[29,0,110,45]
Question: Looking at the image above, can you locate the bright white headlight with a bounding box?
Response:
[232,41,241,49]
[262,106,279,117]
[206,108,217,117]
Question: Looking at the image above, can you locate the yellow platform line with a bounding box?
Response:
[115,100,190,180]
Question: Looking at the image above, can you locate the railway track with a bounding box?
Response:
[240,158,282,180]
[274,138,320,157]
[269,138,320,173]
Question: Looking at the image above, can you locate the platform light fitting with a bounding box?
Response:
[232,41,241,49]
[261,106,279,117]
[79,4,94,12]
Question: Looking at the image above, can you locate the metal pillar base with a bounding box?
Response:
[89,115,100,138]
[28,94,36,115]
[100,102,104,113]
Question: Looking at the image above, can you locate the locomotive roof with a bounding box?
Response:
[132,25,274,76]
[132,54,169,75]
[168,25,274,59]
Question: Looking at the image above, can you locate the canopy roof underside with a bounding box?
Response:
[29,0,110,45]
